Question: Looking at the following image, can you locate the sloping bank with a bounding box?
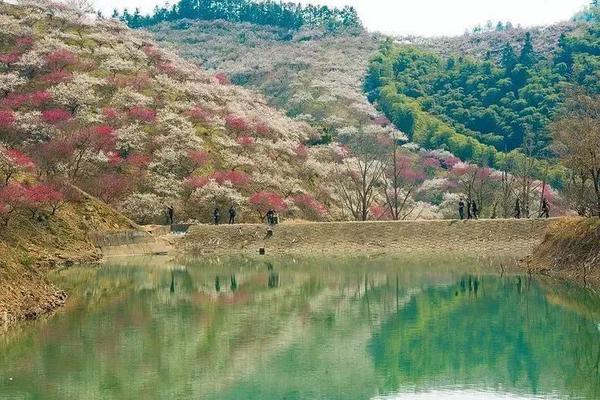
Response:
[530,217,600,283]
[182,219,554,258]
[0,193,137,331]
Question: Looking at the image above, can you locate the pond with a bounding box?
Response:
[0,255,599,399]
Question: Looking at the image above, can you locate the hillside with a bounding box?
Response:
[148,19,382,142]
[0,1,355,224]
[365,18,599,166]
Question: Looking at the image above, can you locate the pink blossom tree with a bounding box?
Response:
[128,106,157,123]
[0,183,25,225]
[0,147,34,185]
[249,191,287,219]
[45,49,77,71]
[42,108,72,124]
[293,193,328,220]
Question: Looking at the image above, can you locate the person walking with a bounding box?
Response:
[213,207,220,225]
[514,198,521,219]
[266,209,274,225]
[458,199,465,220]
[228,205,236,224]
[166,205,174,225]
[471,200,479,219]
[541,198,550,219]
[466,199,472,219]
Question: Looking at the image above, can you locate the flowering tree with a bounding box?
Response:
[0,183,24,225]
[128,105,157,122]
[0,147,34,185]
[120,192,164,224]
[382,151,426,220]
[212,170,251,187]
[249,191,287,219]
[68,125,117,179]
[213,72,230,85]
[0,109,16,128]
[22,183,64,217]
[292,193,327,220]
[41,108,72,124]
[45,49,77,70]
[225,114,251,133]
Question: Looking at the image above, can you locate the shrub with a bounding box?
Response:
[128,105,157,122]
[41,108,71,124]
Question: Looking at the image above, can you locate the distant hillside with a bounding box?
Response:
[148,19,384,142]
[365,18,599,168]
[397,22,578,61]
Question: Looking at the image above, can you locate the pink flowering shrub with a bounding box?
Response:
[45,49,77,70]
[22,183,64,216]
[39,70,72,84]
[293,193,328,220]
[212,170,251,187]
[249,191,287,218]
[0,110,16,128]
[187,106,211,123]
[16,36,34,49]
[0,52,22,65]
[213,72,230,85]
[236,136,255,147]
[294,144,308,158]
[42,108,71,124]
[0,148,35,184]
[29,91,52,106]
[127,153,152,170]
[128,106,157,122]
[102,107,120,121]
[0,183,25,225]
[225,114,251,132]
[187,150,209,167]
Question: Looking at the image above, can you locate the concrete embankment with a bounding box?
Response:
[182,218,555,258]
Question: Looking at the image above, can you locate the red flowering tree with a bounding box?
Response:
[187,150,209,168]
[0,109,16,128]
[0,51,22,66]
[225,115,251,133]
[249,191,287,219]
[292,194,328,220]
[23,183,64,217]
[34,139,74,178]
[68,125,117,179]
[0,183,25,225]
[45,49,77,71]
[213,72,230,85]
[39,70,72,84]
[212,170,251,187]
[29,91,52,106]
[1,93,28,109]
[0,148,35,185]
[187,106,211,123]
[90,173,131,203]
[128,106,156,122]
[42,108,72,124]
[102,107,120,121]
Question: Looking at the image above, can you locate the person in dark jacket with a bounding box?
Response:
[458,199,465,220]
[471,200,479,219]
[166,205,174,225]
[514,198,521,219]
[541,198,550,218]
[213,208,220,225]
[228,205,236,224]
[266,209,274,225]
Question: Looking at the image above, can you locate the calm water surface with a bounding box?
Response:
[0,255,599,399]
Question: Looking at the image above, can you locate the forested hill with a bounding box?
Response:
[365,16,599,163]
[116,0,362,32]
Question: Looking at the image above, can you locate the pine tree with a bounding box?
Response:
[501,43,517,72]
[519,32,536,67]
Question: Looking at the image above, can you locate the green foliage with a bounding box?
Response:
[117,0,362,32]
[366,23,600,159]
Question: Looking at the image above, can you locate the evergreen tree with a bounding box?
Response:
[501,43,517,72]
[519,32,536,66]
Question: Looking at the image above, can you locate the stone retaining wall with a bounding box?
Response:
[183,218,556,257]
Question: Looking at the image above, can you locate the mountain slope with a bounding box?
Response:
[0,1,345,223]
[148,19,382,141]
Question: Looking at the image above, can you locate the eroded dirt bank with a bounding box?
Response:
[0,195,136,331]
[530,217,600,284]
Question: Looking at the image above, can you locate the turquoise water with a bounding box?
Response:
[0,256,599,399]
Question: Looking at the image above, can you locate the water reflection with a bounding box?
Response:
[0,256,598,400]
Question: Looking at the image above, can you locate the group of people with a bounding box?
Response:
[164,205,282,225]
[458,199,479,220]
[458,197,550,220]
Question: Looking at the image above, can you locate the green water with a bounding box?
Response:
[1,255,599,400]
